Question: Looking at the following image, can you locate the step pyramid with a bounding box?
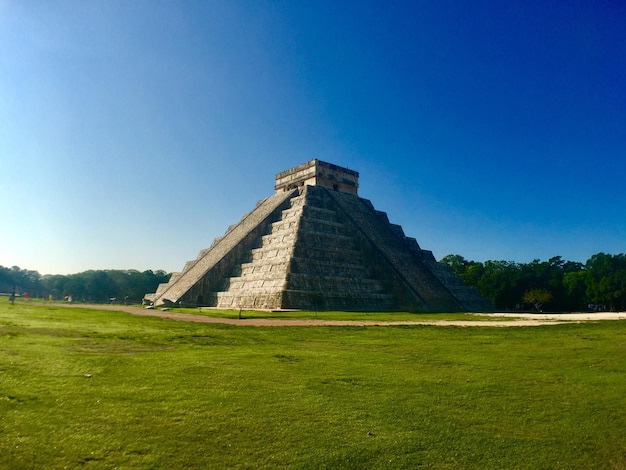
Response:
[144,159,492,311]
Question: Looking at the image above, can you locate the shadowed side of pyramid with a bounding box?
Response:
[144,159,492,312]
[322,188,492,311]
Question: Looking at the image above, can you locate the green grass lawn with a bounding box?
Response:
[1,301,625,469]
[178,307,505,322]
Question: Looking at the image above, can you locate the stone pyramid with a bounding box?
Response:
[144,159,491,312]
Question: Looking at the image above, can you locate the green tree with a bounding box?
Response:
[440,254,484,288]
[68,269,172,303]
[0,266,44,297]
[585,253,626,310]
[476,260,524,310]
[522,288,553,311]
[440,254,468,276]
[562,270,589,311]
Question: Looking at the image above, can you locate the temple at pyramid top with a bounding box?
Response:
[275,159,359,195]
[145,159,492,312]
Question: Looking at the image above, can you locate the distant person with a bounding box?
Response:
[9,287,16,305]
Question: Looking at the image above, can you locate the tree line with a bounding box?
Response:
[441,253,626,312]
[0,266,170,304]
[3,252,625,311]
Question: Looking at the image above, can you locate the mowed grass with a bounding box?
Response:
[187,307,502,322]
[1,302,625,469]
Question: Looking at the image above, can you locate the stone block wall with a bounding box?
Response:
[275,159,359,195]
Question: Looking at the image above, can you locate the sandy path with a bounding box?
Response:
[52,303,626,327]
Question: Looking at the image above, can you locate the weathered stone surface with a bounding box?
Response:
[145,160,492,311]
[275,159,359,195]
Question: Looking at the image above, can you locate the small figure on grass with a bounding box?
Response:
[9,287,16,305]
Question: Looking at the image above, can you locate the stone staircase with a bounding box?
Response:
[211,191,304,309]
[211,186,393,310]
[144,189,296,306]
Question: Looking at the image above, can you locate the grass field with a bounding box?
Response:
[189,308,498,322]
[1,301,625,469]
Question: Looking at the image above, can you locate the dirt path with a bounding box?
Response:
[53,303,626,327]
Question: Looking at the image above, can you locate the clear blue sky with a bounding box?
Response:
[1,1,625,275]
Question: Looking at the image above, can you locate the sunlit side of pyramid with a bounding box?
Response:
[144,160,492,311]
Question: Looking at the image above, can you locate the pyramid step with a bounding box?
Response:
[154,282,172,295]
[260,231,297,246]
[404,237,422,251]
[300,205,338,220]
[215,292,283,309]
[270,217,300,233]
[297,231,354,249]
[283,289,392,301]
[183,260,196,272]
[169,272,183,283]
[292,245,363,262]
[389,223,405,238]
[290,258,369,277]
[227,270,288,283]
[225,277,287,291]
[240,261,290,276]
[281,289,394,311]
[286,199,305,210]
[197,248,211,258]
[281,206,302,220]
[298,217,347,235]
[250,246,293,261]
[302,189,337,208]
[286,273,384,293]
[289,192,306,203]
